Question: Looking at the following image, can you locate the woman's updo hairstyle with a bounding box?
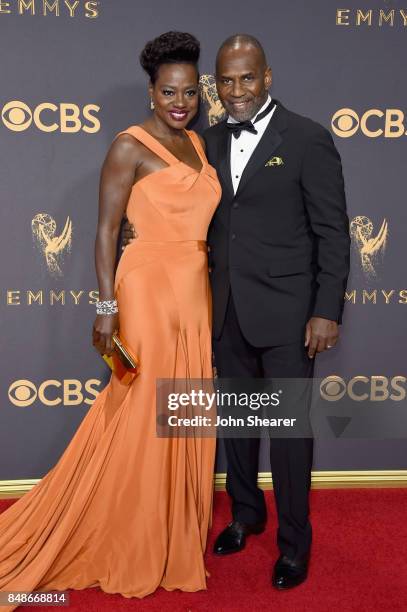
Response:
[140,31,200,84]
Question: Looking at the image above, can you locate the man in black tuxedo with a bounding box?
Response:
[203,34,350,589]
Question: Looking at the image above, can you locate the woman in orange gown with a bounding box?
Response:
[0,31,221,607]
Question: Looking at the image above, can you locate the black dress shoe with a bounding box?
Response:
[272,553,310,590]
[213,520,266,555]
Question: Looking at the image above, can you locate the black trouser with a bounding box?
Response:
[213,291,314,560]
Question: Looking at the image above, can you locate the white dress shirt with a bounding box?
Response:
[227,95,277,194]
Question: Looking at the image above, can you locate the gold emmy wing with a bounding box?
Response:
[0,126,221,607]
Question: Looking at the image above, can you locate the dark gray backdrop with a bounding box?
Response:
[1,0,406,479]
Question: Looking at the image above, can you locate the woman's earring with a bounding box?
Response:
[150,97,155,110]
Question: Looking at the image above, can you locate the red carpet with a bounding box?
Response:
[1,489,407,611]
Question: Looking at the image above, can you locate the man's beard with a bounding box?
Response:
[224,93,267,122]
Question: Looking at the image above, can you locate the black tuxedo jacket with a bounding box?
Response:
[204,100,351,347]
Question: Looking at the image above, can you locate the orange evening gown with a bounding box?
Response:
[0,126,222,608]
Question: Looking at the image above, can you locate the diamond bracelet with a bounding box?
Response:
[96,299,118,315]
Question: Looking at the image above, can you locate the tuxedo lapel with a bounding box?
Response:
[216,124,234,198]
[235,102,288,198]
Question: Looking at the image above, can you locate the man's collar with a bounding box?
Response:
[227,94,272,124]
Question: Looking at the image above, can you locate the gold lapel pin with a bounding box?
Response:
[265,156,284,167]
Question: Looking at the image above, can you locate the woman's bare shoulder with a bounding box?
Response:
[106,128,149,164]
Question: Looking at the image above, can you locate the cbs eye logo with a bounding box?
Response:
[319,376,347,401]
[331,108,407,138]
[8,379,101,407]
[1,100,100,133]
[331,109,360,138]
[8,380,38,407]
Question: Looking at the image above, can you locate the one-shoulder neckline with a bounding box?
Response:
[134,125,206,175]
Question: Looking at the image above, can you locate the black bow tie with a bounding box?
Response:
[226,120,257,139]
[226,99,276,139]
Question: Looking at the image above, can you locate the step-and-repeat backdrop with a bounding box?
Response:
[1,0,406,479]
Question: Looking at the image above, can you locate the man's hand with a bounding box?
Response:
[121,217,138,251]
[304,317,339,359]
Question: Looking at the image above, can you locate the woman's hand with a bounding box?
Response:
[92,313,119,356]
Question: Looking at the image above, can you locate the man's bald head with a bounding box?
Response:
[216,34,268,71]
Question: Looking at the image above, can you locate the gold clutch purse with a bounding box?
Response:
[102,334,140,385]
